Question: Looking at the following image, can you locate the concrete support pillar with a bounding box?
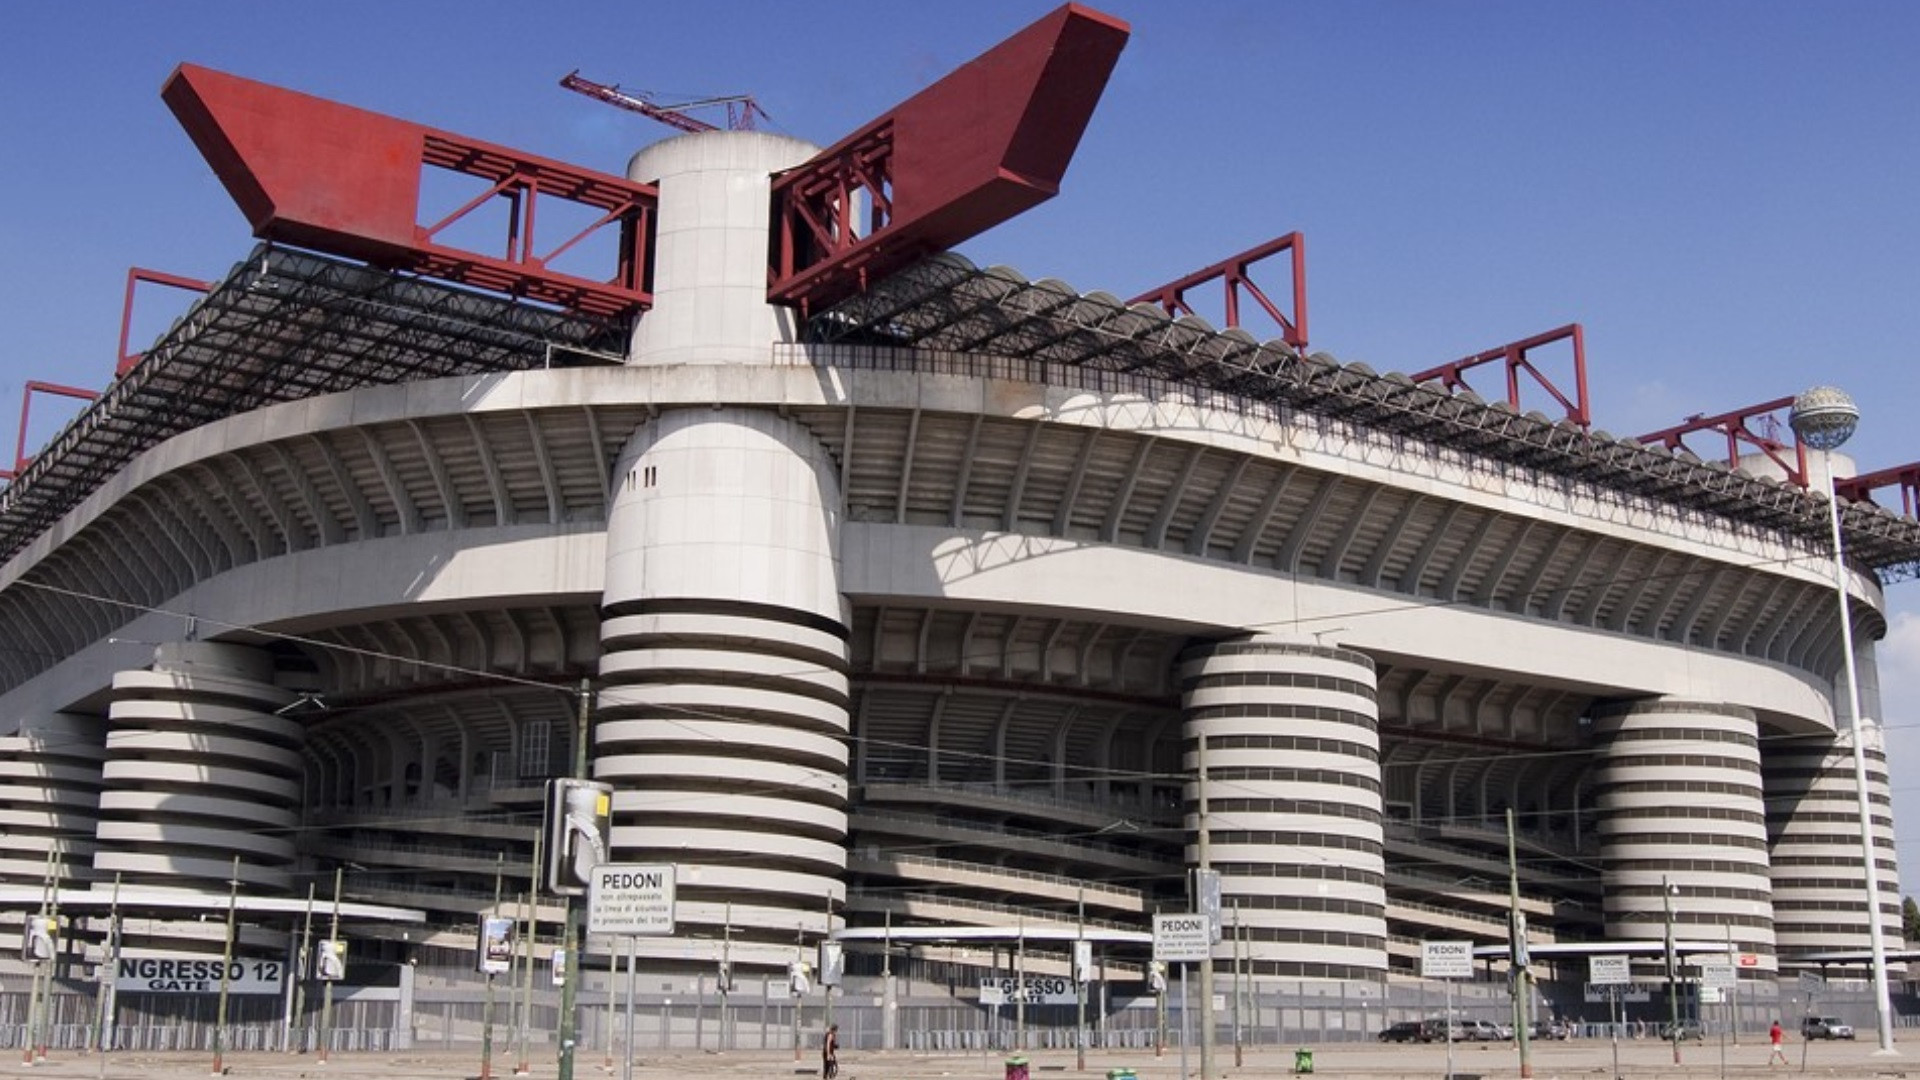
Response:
[1764,728,1902,962]
[95,642,301,892]
[0,713,106,888]
[1177,634,1387,980]
[1593,698,1776,967]
[598,407,850,948]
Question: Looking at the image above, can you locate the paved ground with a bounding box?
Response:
[0,1037,1908,1080]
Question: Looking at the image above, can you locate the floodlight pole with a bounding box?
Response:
[1791,386,1896,1055]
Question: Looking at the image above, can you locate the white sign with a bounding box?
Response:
[979,976,1078,1005]
[1589,954,1631,986]
[1798,972,1824,993]
[1153,913,1212,963]
[587,863,676,936]
[1421,940,1475,979]
[1697,962,1737,989]
[1700,986,1724,1004]
[1584,982,1652,1003]
[115,957,284,995]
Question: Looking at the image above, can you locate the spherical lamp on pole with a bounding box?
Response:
[1788,386,1896,1055]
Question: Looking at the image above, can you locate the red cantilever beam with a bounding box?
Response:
[1637,396,1807,486]
[769,3,1130,313]
[1413,324,1590,428]
[162,64,657,318]
[3,381,100,480]
[1836,464,1920,517]
[1128,233,1307,348]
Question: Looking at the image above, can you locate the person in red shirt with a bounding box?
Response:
[1769,1020,1788,1065]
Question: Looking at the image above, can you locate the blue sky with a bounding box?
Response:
[4,2,1919,894]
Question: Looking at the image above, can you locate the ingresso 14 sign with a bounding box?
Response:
[115,957,285,995]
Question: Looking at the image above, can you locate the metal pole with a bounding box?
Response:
[1663,874,1681,1065]
[1608,986,1619,1080]
[823,890,835,1040]
[1507,808,1532,1078]
[22,848,53,1066]
[291,881,314,1053]
[484,853,504,1080]
[1015,920,1026,1050]
[1232,898,1243,1068]
[604,938,618,1067]
[1817,453,1898,1053]
[1075,888,1086,1072]
[318,866,343,1064]
[1196,735,1214,1080]
[723,903,734,1052]
[793,923,804,1061]
[94,872,121,1072]
[213,855,241,1074]
[516,841,540,1074]
[1446,976,1456,1080]
[36,855,63,1064]
[1178,963,1191,1080]
[621,936,637,1080]
[557,677,592,1080]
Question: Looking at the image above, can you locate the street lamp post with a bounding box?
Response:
[1788,386,1896,1055]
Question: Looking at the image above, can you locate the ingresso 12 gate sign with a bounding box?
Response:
[115,957,285,994]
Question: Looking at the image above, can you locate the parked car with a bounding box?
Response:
[1379,1021,1426,1043]
[1802,1016,1856,1040]
[1530,1020,1573,1040]
[1462,1020,1505,1041]
[1661,1021,1706,1042]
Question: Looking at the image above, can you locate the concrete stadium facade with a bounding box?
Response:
[0,56,1912,1019]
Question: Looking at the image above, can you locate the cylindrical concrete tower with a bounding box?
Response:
[626,131,817,367]
[96,643,301,892]
[1765,728,1902,961]
[0,715,105,887]
[598,409,850,948]
[600,131,850,954]
[1593,699,1776,966]
[1178,635,1387,980]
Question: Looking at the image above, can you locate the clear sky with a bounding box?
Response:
[3,2,1919,895]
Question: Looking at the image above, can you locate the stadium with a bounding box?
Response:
[0,2,1913,1055]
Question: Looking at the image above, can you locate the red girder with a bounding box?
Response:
[1413,324,1591,428]
[163,64,657,318]
[118,268,213,375]
[1836,464,1920,517]
[1128,233,1308,348]
[1637,396,1808,486]
[2,382,101,480]
[768,4,1130,313]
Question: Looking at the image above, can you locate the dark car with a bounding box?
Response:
[1661,1021,1706,1042]
[1802,1016,1856,1040]
[1379,1021,1425,1043]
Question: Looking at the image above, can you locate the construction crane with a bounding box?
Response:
[561,71,769,134]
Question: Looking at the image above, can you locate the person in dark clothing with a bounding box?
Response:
[823,1023,839,1079]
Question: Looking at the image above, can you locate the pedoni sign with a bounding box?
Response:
[1420,940,1474,979]
[1153,913,1212,963]
[116,957,285,995]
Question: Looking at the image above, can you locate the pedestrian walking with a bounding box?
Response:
[1768,1020,1788,1065]
[822,1023,839,1079]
